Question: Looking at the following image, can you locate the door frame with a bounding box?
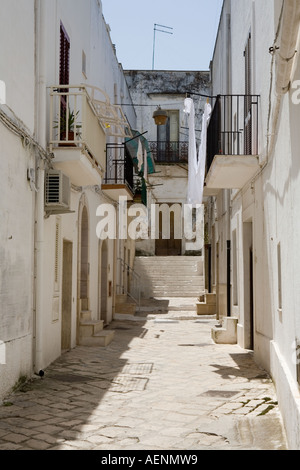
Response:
[61,239,73,351]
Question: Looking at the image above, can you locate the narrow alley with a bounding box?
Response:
[0,298,287,451]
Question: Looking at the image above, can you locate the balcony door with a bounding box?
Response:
[157,110,179,162]
[244,32,252,155]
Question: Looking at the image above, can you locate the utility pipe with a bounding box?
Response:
[275,0,300,95]
[34,0,47,374]
[266,0,300,161]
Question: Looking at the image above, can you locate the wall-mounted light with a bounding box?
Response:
[153,106,168,126]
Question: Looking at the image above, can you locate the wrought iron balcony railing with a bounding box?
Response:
[103,143,134,194]
[148,141,188,163]
[206,94,260,173]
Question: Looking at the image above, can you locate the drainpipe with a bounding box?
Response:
[267,0,300,159]
[34,0,47,374]
[275,0,300,96]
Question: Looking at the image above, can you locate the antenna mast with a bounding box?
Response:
[152,23,173,70]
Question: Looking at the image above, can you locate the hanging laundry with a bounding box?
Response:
[137,139,143,171]
[198,101,212,204]
[184,98,211,206]
[125,130,155,175]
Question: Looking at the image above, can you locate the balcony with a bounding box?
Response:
[49,85,131,186]
[149,141,188,164]
[204,94,260,195]
[101,143,134,201]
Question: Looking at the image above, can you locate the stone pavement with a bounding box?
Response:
[0,298,288,450]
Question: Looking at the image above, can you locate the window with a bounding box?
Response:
[157,110,179,142]
[156,110,180,162]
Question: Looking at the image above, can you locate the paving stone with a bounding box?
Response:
[2,433,28,444]
[0,299,288,450]
[22,438,52,450]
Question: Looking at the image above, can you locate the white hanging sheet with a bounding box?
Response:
[184,98,211,206]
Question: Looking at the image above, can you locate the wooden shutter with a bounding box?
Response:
[59,23,70,134]
[60,23,70,86]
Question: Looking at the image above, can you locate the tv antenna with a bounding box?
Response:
[152,23,173,70]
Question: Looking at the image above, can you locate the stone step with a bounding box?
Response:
[211,317,238,345]
[79,329,115,347]
[116,294,128,304]
[196,303,216,315]
[149,279,204,285]
[199,293,216,305]
[80,310,92,321]
[137,272,202,279]
[150,291,205,298]
[136,269,203,274]
[134,260,203,271]
[134,256,203,262]
[150,281,204,287]
[115,302,136,315]
[134,256,204,300]
[79,319,104,338]
[136,270,204,277]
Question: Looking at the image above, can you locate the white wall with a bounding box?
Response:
[0,0,35,133]
[210,0,300,448]
[37,0,137,370]
[0,0,36,397]
[0,0,137,396]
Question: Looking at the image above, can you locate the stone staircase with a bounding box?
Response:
[133,256,205,298]
[78,308,115,347]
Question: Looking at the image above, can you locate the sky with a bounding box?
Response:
[101,0,223,71]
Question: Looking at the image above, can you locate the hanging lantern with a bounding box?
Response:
[153,106,168,126]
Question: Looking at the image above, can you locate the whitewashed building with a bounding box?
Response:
[205,0,300,449]
[0,0,138,400]
[124,70,210,257]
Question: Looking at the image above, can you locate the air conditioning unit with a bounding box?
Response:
[45,170,70,210]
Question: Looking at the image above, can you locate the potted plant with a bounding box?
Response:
[54,107,81,146]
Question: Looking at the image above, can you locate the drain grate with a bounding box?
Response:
[122,363,153,375]
[110,376,149,393]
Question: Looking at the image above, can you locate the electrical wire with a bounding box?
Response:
[0,105,51,162]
